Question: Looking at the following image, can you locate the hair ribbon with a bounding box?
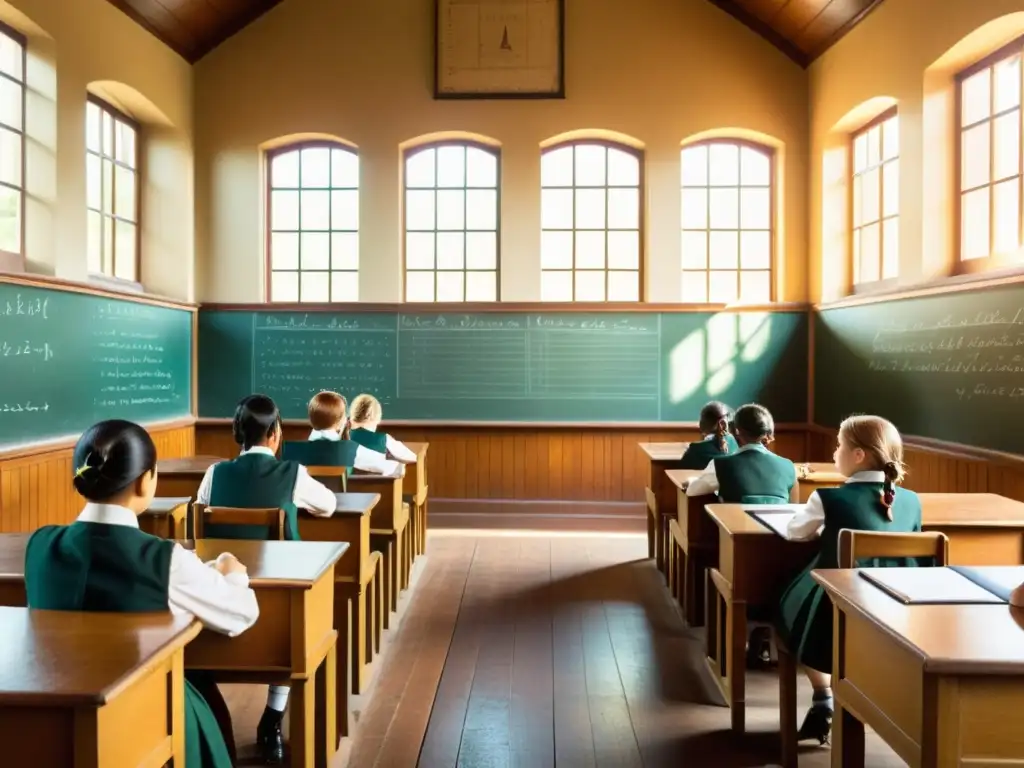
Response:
[74,453,94,478]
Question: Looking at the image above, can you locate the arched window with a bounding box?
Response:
[540,141,642,301]
[958,38,1023,264]
[266,142,359,302]
[403,141,500,302]
[680,140,773,303]
[86,96,139,282]
[852,109,899,284]
[0,23,26,263]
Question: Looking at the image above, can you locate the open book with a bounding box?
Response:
[745,506,803,537]
[859,567,1009,605]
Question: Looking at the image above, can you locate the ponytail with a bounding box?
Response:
[714,419,728,452]
[340,420,351,441]
[880,460,900,520]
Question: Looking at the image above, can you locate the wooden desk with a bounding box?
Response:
[0,532,27,606]
[796,462,845,502]
[137,497,190,540]
[299,492,379,716]
[638,442,690,580]
[0,606,200,767]
[347,471,409,622]
[156,455,220,499]
[814,567,1024,767]
[920,493,1024,564]
[665,468,713,627]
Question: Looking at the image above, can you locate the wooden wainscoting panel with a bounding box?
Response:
[0,422,196,533]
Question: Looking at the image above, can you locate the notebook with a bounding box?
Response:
[859,567,1007,605]
[950,566,1024,603]
[745,506,802,537]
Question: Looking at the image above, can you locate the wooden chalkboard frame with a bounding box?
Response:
[0,272,198,459]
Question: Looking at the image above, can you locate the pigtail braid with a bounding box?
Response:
[880,460,899,521]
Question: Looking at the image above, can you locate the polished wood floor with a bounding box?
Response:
[224,531,903,767]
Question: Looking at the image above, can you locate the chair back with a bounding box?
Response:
[194,504,286,541]
[307,465,348,493]
[645,487,657,514]
[838,529,949,568]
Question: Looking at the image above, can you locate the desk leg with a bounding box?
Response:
[315,642,337,767]
[704,569,747,733]
[334,593,351,739]
[172,651,186,767]
[351,588,367,695]
[646,494,656,560]
[290,674,316,768]
[831,704,865,768]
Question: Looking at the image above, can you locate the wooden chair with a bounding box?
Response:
[776,529,949,768]
[307,465,348,493]
[193,505,286,541]
[668,518,685,607]
[645,486,658,568]
[370,501,411,620]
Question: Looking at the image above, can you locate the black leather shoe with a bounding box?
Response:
[797,703,833,745]
[745,626,772,669]
[256,707,285,765]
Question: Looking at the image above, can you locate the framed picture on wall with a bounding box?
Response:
[435,0,565,99]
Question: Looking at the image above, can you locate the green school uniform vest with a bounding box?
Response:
[349,427,387,454]
[775,483,923,672]
[283,439,356,491]
[207,452,301,540]
[714,445,797,503]
[680,434,739,470]
[24,522,233,768]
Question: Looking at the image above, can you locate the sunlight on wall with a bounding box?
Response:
[706,313,737,395]
[739,313,771,362]
[669,327,704,404]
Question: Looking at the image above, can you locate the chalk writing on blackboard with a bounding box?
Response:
[0,401,49,413]
[0,294,48,319]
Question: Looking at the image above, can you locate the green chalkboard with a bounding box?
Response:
[0,282,193,449]
[815,283,1024,453]
[199,309,807,423]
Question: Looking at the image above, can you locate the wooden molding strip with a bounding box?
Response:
[0,272,198,312]
[199,301,811,313]
[197,418,812,431]
[815,269,1024,310]
[0,416,197,461]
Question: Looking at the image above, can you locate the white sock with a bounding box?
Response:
[267,685,290,712]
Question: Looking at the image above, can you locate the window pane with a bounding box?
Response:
[859,223,880,283]
[608,271,639,301]
[115,121,136,168]
[852,229,861,283]
[995,56,1021,113]
[466,147,497,187]
[115,165,135,220]
[405,148,436,188]
[114,220,136,281]
[575,188,606,229]
[436,270,465,301]
[681,231,708,269]
[993,110,1020,180]
[300,271,329,302]
[709,188,738,229]
[86,153,101,210]
[541,270,572,301]
[271,150,300,188]
[739,270,770,303]
[607,147,639,186]
[101,111,113,156]
[608,231,639,269]
[466,271,497,301]
[681,145,708,186]
[300,190,330,230]
[271,232,299,270]
[882,218,899,279]
[330,189,358,231]
[331,148,359,187]
[574,144,606,186]
[0,184,19,254]
[541,147,573,186]
[271,190,299,230]
[852,174,862,227]
[709,271,738,302]
[436,145,466,188]
[882,160,898,218]
[406,190,435,230]
[86,209,101,272]
[866,125,880,167]
[740,146,770,186]
[437,231,465,269]
[466,189,497,230]
[681,271,707,302]
[961,187,990,260]
[330,272,359,302]
[466,231,497,269]
[300,232,330,270]
[406,232,435,269]
[541,230,572,269]
[101,159,113,213]
[541,188,573,229]
[962,68,992,125]
[436,189,465,230]
[709,143,739,186]
[681,188,708,229]
[882,116,899,161]
[709,231,738,269]
[740,231,770,270]
[331,232,359,270]
[575,230,605,269]
[993,178,1019,254]
[575,270,605,301]
[406,271,435,301]
[0,76,22,130]
[853,134,868,173]
[0,127,19,187]
[101,214,113,272]
[862,167,880,223]
[739,188,770,229]
[270,271,299,302]
[86,102,101,153]
[607,188,639,229]
[0,33,23,80]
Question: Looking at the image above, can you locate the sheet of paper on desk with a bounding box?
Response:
[744,505,803,537]
[860,567,1007,604]
[951,566,1024,603]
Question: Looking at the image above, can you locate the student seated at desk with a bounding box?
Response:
[348,392,416,462]
[775,415,922,746]
[24,420,259,768]
[197,393,337,764]
[680,400,738,469]
[685,403,797,503]
[307,390,400,474]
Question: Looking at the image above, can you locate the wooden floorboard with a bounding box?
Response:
[222,530,905,768]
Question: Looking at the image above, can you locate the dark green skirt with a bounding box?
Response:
[184,676,233,768]
[774,557,833,673]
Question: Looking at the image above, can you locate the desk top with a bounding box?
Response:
[797,462,845,483]
[920,493,1024,527]
[638,442,689,461]
[0,607,200,705]
[706,503,807,537]
[665,468,703,491]
[333,493,379,516]
[403,442,429,463]
[141,497,190,516]
[349,469,404,483]
[813,568,1024,674]
[157,456,221,474]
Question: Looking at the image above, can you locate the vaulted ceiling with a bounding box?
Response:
[104,0,884,66]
